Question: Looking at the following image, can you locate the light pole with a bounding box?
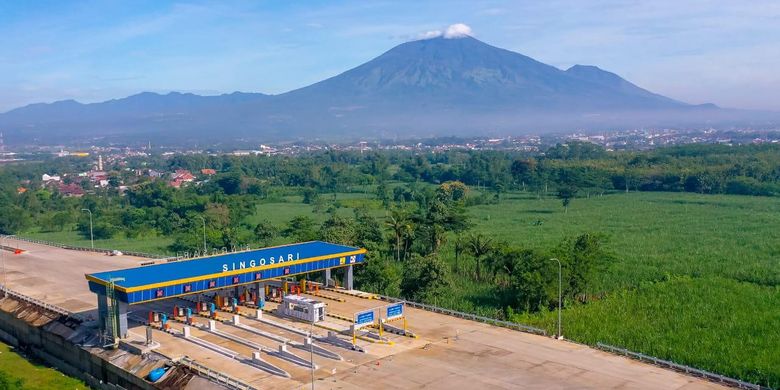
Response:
[196,215,207,254]
[81,209,94,249]
[1,234,15,289]
[310,319,315,390]
[550,257,562,340]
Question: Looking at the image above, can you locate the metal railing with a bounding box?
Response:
[596,343,768,390]
[177,356,257,390]
[0,285,86,322]
[378,294,547,336]
[9,236,166,259]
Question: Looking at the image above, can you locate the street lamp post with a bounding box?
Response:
[196,216,207,254]
[550,257,562,339]
[1,234,16,288]
[81,209,94,249]
[310,319,315,390]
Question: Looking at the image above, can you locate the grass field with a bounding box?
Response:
[468,191,780,290]
[0,341,87,389]
[22,229,173,255]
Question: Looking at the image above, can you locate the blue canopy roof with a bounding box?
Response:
[87,241,363,291]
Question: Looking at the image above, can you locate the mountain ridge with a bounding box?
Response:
[1,35,763,145]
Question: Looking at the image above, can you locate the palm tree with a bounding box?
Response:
[453,234,465,274]
[466,233,493,281]
[385,208,412,261]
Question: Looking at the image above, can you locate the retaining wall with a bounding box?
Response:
[0,298,158,390]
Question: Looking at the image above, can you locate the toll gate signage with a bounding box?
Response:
[356,310,374,325]
[386,303,403,319]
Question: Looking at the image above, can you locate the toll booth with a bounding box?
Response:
[277,295,325,323]
[86,241,366,345]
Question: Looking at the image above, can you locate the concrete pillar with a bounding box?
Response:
[279,344,288,353]
[343,265,354,290]
[96,293,108,335]
[256,281,265,308]
[183,326,191,338]
[208,320,216,331]
[324,268,331,287]
[232,315,240,325]
[252,351,261,361]
[117,301,129,339]
[255,309,263,319]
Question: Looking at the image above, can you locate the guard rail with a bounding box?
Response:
[596,343,768,390]
[378,294,547,336]
[176,356,257,390]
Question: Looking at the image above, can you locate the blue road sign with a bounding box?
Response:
[386,303,403,318]
[356,310,374,325]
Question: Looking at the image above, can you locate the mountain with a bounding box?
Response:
[0,35,767,145]
[282,37,682,109]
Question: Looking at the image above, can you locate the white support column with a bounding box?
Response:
[343,265,354,290]
[183,326,191,338]
[232,315,240,325]
[208,320,216,331]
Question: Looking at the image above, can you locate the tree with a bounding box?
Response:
[453,234,466,274]
[0,204,28,234]
[253,220,278,247]
[282,216,318,242]
[215,171,243,195]
[511,158,538,191]
[553,233,613,302]
[436,181,468,202]
[320,214,358,245]
[400,253,451,302]
[354,208,384,249]
[355,256,401,297]
[466,233,493,281]
[385,208,413,261]
[376,182,390,208]
[108,174,121,188]
[302,187,319,204]
[490,247,555,312]
[50,211,72,232]
[557,187,576,213]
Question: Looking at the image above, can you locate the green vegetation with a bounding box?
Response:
[0,341,87,389]
[515,276,780,387]
[0,143,779,387]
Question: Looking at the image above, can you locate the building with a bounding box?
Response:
[58,183,85,197]
[169,169,196,188]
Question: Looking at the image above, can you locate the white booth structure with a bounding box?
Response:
[277,295,326,323]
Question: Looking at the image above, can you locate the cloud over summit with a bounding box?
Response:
[418,23,473,40]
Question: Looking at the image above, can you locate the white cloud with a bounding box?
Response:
[417,23,473,40]
[443,23,472,38]
[418,29,442,39]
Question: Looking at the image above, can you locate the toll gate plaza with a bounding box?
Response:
[0,237,727,389]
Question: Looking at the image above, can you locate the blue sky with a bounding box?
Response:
[1,0,779,112]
